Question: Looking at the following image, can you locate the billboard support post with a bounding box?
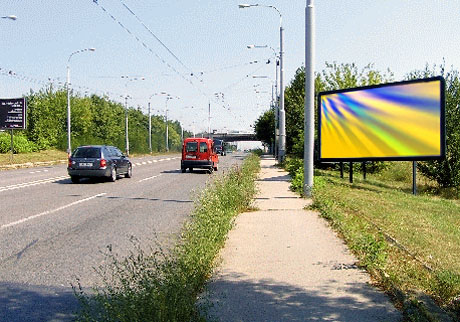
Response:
[362,162,367,180]
[10,129,14,163]
[412,161,417,195]
[340,162,344,178]
[349,162,353,183]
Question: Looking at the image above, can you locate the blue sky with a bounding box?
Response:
[1,1,459,135]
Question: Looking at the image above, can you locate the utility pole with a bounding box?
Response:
[148,102,152,153]
[278,20,286,162]
[208,101,211,137]
[304,0,315,197]
[165,97,170,152]
[275,58,279,159]
[125,95,129,156]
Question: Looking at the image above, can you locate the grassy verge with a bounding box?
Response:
[284,158,460,321]
[74,154,260,322]
[0,149,67,167]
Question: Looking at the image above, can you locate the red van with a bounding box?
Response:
[181,137,219,173]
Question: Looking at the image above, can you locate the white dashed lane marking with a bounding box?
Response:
[132,157,178,167]
[138,174,162,183]
[29,169,49,174]
[0,176,68,193]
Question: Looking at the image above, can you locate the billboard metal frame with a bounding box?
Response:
[317,76,446,162]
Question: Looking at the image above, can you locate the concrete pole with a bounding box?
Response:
[148,102,152,153]
[275,58,279,159]
[165,98,169,152]
[65,48,95,157]
[125,96,129,156]
[208,101,211,137]
[304,0,315,197]
[278,23,286,162]
[66,65,71,157]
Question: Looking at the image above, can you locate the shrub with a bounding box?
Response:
[284,157,303,177]
[0,133,38,154]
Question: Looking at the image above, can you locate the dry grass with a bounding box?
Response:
[0,149,68,168]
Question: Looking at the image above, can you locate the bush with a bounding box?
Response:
[284,157,303,177]
[0,133,38,154]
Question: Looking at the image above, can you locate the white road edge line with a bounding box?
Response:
[0,193,107,231]
[138,174,161,183]
[0,176,69,192]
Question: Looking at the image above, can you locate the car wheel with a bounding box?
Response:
[181,167,186,173]
[70,176,79,183]
[189,167,193,173]
[109,167,117,182]
[125,164,132,178]
[213,163,218,171]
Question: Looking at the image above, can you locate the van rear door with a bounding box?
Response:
[184,140,198,160]
[198,141,209,160]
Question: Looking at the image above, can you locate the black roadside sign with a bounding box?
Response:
[0,98,27,129]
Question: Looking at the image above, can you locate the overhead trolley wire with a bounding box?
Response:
[91,1,202,93]
[91,0,248,128]
[118,0,193,76]
[116,0,249,127]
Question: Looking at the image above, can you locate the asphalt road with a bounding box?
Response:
[0,152,245,322]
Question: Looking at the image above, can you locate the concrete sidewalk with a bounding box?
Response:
[206,156,401,322]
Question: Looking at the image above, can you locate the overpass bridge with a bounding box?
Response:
[197,132,258,142]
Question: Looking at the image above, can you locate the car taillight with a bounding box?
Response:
[68,158,72,168]
[100,159,107,168]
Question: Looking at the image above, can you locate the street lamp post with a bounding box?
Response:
[304,0,315,196]
[248,44,280,157]
[150,92,179,152]
[66,48,95,157]
[148,101,152,153]
[124,94,130,155]
[148,93,161,154]
[165,96,171,151]
[122,76,145,156]
[239,3,285,162]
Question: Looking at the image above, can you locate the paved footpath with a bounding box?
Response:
[206,156,401,322]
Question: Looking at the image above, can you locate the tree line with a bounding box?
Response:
[254,62,460,190]
[0,86,189,154]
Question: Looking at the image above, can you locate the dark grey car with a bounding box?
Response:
[67,145,132,183]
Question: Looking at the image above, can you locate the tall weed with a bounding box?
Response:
[74,154,260,322]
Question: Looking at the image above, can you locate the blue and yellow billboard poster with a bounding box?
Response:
[318,77,445,161]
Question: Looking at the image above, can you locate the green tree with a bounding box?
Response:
[254,109,275,147]
[407,65,460,189]
[4,85,187,155]
[26,87,66,149]
[284,62,394,157]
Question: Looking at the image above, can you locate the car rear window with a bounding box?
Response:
[186,142,198,152]
[73,147,101,158]
[200,142,208,153]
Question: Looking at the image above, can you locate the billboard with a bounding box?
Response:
[0,98,27,130]
[318,77,445,161]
